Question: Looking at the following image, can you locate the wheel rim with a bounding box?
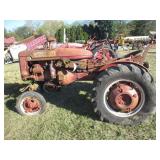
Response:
[20,96,41,115]
[103,79,145,118]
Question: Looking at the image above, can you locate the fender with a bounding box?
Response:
[98,61,149,72]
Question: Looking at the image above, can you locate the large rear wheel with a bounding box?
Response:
[92,64,156,125]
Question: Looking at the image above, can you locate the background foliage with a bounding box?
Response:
[4,20,156,42]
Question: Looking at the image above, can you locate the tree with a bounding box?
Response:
[127,20,156,36]
[4,28,17,38]
[14,26,33,40]
[83,24,95,39]
[55,25,89,43]
[37,20,64,37]
[55,27,64,42]
[112,20,129,37]
[4,28,7,36]
[82,21,114,40]
[94,20,114,39]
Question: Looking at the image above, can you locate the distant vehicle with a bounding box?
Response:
[124,36,151,42]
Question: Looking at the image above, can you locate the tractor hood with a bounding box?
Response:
[21,48,93,61]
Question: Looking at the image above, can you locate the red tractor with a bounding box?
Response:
[16,38,156,125]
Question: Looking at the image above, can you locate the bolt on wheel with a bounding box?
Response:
[16,91,46,116]
[103,79,145,118]
[20,97,41,114]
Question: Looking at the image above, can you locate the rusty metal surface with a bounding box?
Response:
[55,48,92,59]
[27,48,93,61]
[47,36,56,42]
[23,97,41,113]
[32,64,44,74]
[19,51,30,80]
[98,51,149,72]
[29,50,57,59]
[57,70,88,85]
[18,39,151,85]
[108,82,139,112]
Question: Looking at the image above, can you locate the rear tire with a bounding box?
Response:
[92,64,156,125]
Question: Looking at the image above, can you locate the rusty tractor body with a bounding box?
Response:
[16,38,156,125]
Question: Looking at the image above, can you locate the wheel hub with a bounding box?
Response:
[23,97,41,113]
[108,83,139,112]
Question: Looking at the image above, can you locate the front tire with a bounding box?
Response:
[16,91,46,116]
[92,64,156,125]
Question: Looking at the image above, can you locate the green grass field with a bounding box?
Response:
[4,50,156,140]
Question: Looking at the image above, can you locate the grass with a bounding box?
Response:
[4,49,156,140]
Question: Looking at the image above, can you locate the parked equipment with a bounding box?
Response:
[16,38,155,125]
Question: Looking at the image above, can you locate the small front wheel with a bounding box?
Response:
[16,91,46,116]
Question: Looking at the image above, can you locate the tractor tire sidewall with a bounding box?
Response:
[95,68,155,125]
[16,91,46,116]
